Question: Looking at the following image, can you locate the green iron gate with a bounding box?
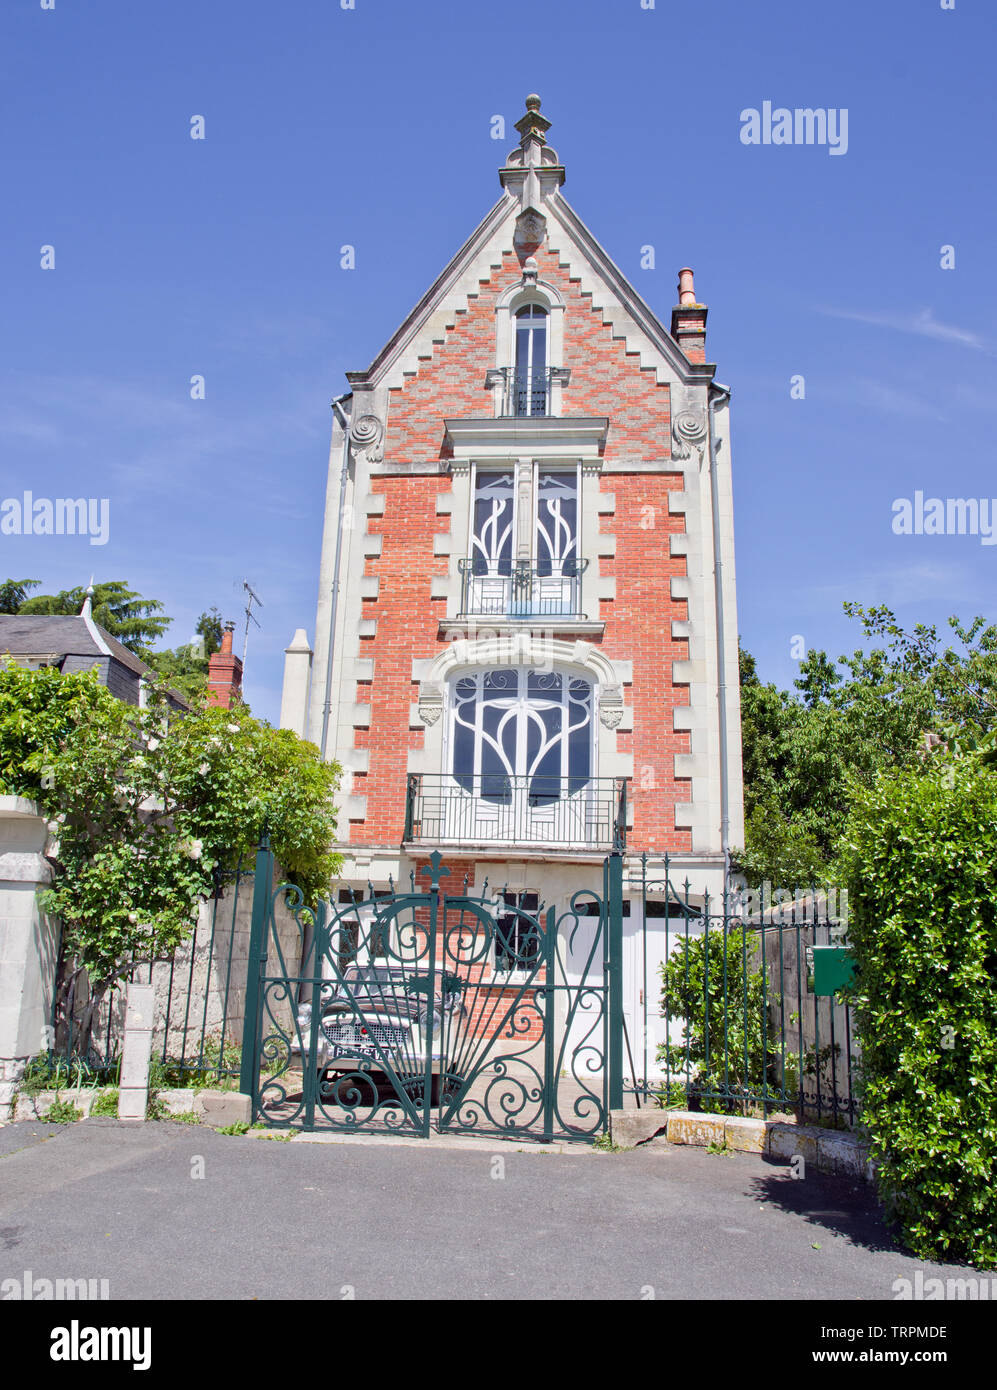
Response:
[240,840,624,1141]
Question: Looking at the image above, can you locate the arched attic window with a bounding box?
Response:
[513,304,548,416]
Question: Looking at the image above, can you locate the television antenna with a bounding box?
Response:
[241,581,264,670]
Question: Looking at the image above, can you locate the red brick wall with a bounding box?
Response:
[385,245,672,463]
[352,475,449,841]
[350,239,694,852]
[600,474,692,853]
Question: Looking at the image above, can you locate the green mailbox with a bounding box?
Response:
[808,943,856,997]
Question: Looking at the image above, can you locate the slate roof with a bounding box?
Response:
[0,614,146,675]
[0,613,187,708]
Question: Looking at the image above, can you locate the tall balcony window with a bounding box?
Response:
[461,465,585,619]
[513,304,548,416]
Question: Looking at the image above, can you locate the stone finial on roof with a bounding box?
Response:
[80,577,95,619]
[500,95,565,249]
[515,94,552,148]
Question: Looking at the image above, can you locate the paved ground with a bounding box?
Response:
[0,1117,981,1300]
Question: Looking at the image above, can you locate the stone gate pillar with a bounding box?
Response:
[0,797,59,1120]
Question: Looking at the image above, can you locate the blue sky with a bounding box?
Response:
[2,0,994,722]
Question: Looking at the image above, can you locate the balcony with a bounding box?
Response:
[458,558,588,620]
[404,774,628,853]
[482,366,571,418]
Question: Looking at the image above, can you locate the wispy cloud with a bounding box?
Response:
[805,563,978,612]
[820,377,946,421]
[0,371,329,501]
[817,305,986,351]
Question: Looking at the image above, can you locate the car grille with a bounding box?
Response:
[322,1021,407,1051]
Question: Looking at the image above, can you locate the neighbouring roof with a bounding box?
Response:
[0,612,187,708]
[0,613,144,674]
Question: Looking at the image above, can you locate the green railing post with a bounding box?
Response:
[542,905,557,1144]
[606,850,625,1111]
[240,831,274,1102]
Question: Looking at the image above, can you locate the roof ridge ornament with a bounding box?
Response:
[515,93,551,147]
[499,95,566,250]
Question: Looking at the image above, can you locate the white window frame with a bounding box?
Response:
[493,279,566,417]
[492,890,542,983]
[532,462,581,574]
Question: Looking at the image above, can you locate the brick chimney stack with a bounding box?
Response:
[207,621,243,708]
[671,266,708,363]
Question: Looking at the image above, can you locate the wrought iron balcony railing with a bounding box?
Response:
[457,558,588,620]
[404,774,628,852]
[502,366,555,417]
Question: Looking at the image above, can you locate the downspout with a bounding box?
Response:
[319,392,353,761]
[707,382,732,889]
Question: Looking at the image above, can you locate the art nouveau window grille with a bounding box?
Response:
[463,466,583,618]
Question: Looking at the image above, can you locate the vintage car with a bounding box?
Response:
[295,964,466,1107]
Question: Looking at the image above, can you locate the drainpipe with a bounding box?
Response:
[319,392,353,761]
[707,382,732,889]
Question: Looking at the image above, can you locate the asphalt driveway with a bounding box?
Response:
[0,1117,983,1302]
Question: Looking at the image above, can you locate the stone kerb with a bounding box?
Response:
[609,1107,872,1180]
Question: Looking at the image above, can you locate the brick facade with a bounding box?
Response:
[288,94,743,905]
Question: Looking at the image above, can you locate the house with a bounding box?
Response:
[0,588,188,709]
[0,592,247,712]
[279,96,744,1064]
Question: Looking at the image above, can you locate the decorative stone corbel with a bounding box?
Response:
[599,684,625,729]
[671,411,708,462]
[418,681,444,727]
[350,414,385,464]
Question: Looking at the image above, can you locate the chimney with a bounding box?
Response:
[207,621,243,708]
[671,266,708,363]
[279,629,313,738]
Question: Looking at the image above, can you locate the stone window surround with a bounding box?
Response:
[408,633,633,788]
[438,455,613,635]
[491,274,566,417]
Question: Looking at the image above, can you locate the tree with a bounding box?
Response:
[734,605,997,887]
[0,661,341,1056]
[20,581,170,655]
[145,607,226,703]
[0,578,40,613]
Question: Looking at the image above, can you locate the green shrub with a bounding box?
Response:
[657,925,782,1115]
[842,757,997,1268]
[17,1054,96,1096]
[90,1088,119,1116]
[40,1099,82,1124]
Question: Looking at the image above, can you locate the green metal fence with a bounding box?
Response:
[625,855,858,1129]
[43,862,248,1088]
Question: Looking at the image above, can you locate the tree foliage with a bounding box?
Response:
[0,578,40,613]
[734,606,997,886]
[0,661,341,1045]
[840,750,997,1268]
[145,607,226,703]
[19,580,170,655]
